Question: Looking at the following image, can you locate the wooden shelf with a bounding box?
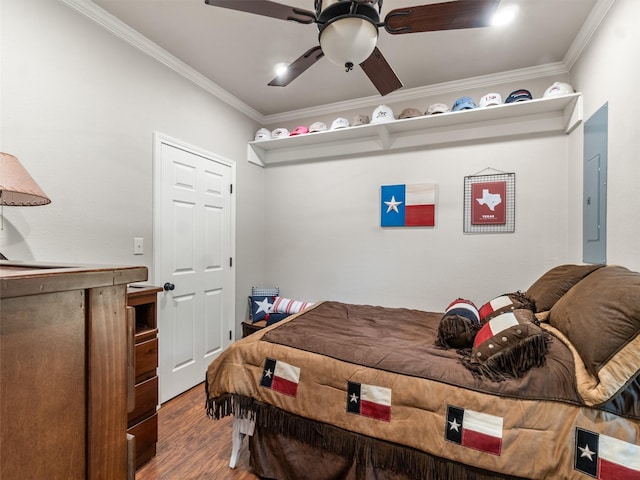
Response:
[248,93,583,166]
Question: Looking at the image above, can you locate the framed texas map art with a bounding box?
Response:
[463,172,515,233]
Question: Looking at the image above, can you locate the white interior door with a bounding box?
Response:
[154,133,235,403]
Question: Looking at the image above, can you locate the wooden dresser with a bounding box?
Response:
[0,261,147,480]
[126,285,162,468]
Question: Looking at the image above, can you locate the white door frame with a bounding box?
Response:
[152,131,236,401]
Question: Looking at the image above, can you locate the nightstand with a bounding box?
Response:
[242,320,266,337]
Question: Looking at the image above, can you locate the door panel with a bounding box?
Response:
[154,133,235,403]
[583,103,608,264]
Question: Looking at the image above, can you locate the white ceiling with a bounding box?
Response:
[83,0,603,120]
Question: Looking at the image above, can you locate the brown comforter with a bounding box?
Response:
[206,301,640,479]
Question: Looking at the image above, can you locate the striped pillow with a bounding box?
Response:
[272,297,313,314]
[478,292,534,323]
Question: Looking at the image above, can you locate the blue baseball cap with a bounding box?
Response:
[452,96,477,111]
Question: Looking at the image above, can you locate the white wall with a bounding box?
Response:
[568,0,640,271]
[0,0,265,332]
[264,132,570,311]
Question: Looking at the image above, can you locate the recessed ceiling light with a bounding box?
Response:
[274,63,289,77]
[492,4,519,26]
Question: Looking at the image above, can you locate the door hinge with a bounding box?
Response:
[230,184,233,194]
[229,257,233,267]
[229,330,233,341]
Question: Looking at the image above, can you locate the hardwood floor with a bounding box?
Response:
[135,383,260,480]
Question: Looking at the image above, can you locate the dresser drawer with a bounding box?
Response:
[128,376,158,426]
[128,413,158,469]
[135,337,158,380]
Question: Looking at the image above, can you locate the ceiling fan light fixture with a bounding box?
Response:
[319,17,378,69]
[492,4,519,27]
[274,62,290,77]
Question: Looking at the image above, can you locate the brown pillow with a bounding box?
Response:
[526,264,604,312]
[436,298,481,349]
[463,309,550,381]
[549,265,640,377]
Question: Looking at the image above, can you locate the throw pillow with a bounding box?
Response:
[272,297,313,314]
[463,309,550,381]
[436,298,481,349]
[549,265,640,378]
[249,295,276,322]
[526,264,604,312]
[478,292,534,323]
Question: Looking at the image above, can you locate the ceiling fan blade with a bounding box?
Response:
[204,0,315,24]
[384,0,500,34]
[359,48,403,96]
[268,46,324,87]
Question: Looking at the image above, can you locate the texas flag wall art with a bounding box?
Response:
[381,183,436,227]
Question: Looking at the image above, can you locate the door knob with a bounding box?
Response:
[163,282,175,291]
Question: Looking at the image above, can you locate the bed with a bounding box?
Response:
[206,264,640,479]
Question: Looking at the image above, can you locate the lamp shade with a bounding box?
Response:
[319,17,378,68]
[0,152,51,206]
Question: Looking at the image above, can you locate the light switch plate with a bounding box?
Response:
[134,237,144,255]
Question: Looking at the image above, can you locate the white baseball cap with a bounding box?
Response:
[254,128,272,141]
[271,128,290,138]
[330,117,350,130]
[479,93,503,108]
[543,82,575,98]
[371,105,394,124]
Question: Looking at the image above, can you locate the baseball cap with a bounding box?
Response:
[427,103,450,115]
[452,96,477,112]
[371,105,395,123]
[399,107,423,119]
[331,117,350,130]
[254,128,272,141]
[352,114,370,126]
[505,89,533,103]
[479,93,503,108]
[290,126,309,136]
[543,82,575,98]
[309,121,327,132]
[271,128,290,138]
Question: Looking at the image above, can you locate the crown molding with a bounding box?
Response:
[563,0,616,70]
[59,0,263,122]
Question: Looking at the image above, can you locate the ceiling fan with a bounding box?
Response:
[204,0,500,96]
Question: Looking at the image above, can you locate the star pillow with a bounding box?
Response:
[250,295,275,322]
[436,298,482,349]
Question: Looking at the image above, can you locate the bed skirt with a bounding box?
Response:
[211,393,526,480]
[249,419,527,480]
